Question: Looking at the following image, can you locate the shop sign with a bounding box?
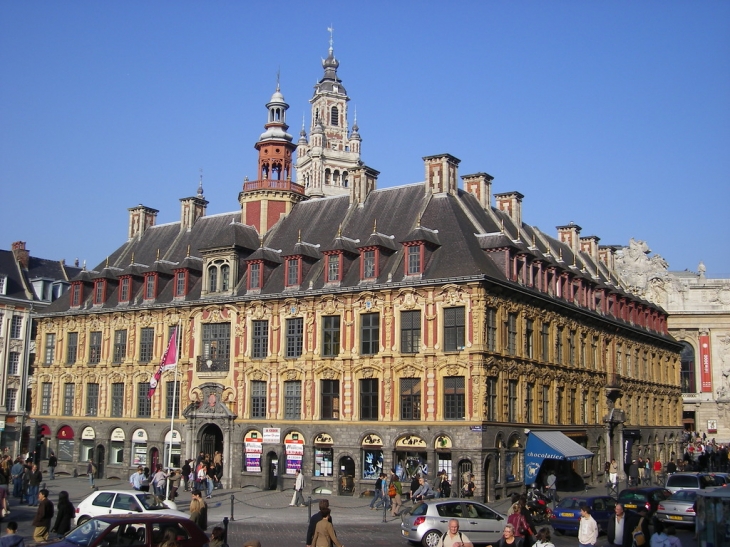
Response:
[111,428,125,441]
[164,430,181,443]
[81,427,95,440]
[132,428,148,442]
[263,427,280,443]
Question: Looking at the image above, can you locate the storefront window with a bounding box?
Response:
[362,449,383,479]
[285,431,304,475]
[80,426,95,462]
[110,428,125,464]
[314,448,333,477]
[163,430,182,468]
[57,425,75,462]
[244,430,262,473]
[131,428,148,467]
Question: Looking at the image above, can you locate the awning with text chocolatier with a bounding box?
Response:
[524,430,594,485]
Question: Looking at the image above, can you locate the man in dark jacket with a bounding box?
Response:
[306,499,332,547]
[0,521,25,547]
[32,489,54,543]
[25,464,42,506]
[607,503,646,547]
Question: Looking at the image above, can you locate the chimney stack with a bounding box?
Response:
[11,241,29,269]
[180,196,209,232]
[128,205,159,240]
[494,191,524,226]
[557,223,582,255]
[423,154,460,195]
[580,235,600,264]
[349,165,380,206]
[598,245,617,272]
[462,172,494,210]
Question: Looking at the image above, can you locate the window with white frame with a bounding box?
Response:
[63,383,75,415]
[362,249,376,279]
[327,254,340,282]
[10,316,22,339]
[44,333,56,365]
[86,383,99,416]
[248,262,261,289]
[41,382,52,415]
[0,275,6,295]
[7,352,20,375]
[407,245,422,275]
[5,388,17,412]
[251,380,267,418]
[252,320,268,359]
[286,258,300,286]
[66,332,78,365]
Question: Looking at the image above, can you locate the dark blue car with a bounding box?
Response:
[549,495,617,535]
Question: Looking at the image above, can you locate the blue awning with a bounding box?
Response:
[524,431,594,485]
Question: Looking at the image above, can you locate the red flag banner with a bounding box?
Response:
[699,334,712,393]
[148,328,178,398]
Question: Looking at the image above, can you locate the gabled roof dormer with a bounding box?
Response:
[400,218,441,278]
[283,231,321,290]
[357,220,398,283]
[321,228,359,286]
[200,222,259,298]
[244,244,282,294]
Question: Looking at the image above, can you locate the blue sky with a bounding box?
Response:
[1,1,728,275]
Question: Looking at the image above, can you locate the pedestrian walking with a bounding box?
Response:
[31,489,54,544]
[51,491,74,537]
[181,459,192,491]
[390,473,403,516]
[151,464,167,498]
[25,464,41,506]
[47,452,57,481]
[86,459,96,489]
[189,490,207,531]
[369,472,384,510]
[9,459,23,501]
[292,469,306,507]
[578,504,598,547]
[130,466,145,490]
[311,508,344,547]
[609,459,618,486]
[167,469,180,500]
[306,499,333,547]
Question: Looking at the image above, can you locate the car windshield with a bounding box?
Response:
[135,494,167,510]
[670,490,698,502]
[63,519,112,546]
[619,492,647,502]
[557,498,583,510]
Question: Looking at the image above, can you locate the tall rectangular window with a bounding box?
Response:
[360,313,380,355]
[507,313,517,355]
[66,332,78,364]
[321,379,340,420]
[248,262,260,289]
[137,382,151,418]
[113,330,127,363]
[569,331,576,366]
[10,316,22,339]
[617,345,623,375]
[7,352,20,375]
[41,382,52,415]
[145,275,155,299]
[89,331,102,364]
[486,308,497,352]
[524,319,534,358]
[166,381,180,418]
[251,381,267,418]
[526,382,534,423]
[400,310,421,354]
[592,337,599,370]
[284,380,301,420]
[443,307,465,352]
[542,385,550,425]
[327,254,340,282]
[444,376,465,420]
[360,379,378,421]
[556,327,564,365]
[95,280,104,304]
[120,277,130,301]
[580,334,586,368]
[556,387,564,424]
[322,316,340,357]
[486,377,498,422]
[44,333,56,365]
[363,250,376,279]
[71,284,81,306]
[407,245,421,274]
[5,389,17,412]
[581,391,588,423]
[202,323,231,361]
[86,383,99,416]
[252,320,269,359]
[569,388,577,424]
[139,327,154,363]
[111,383,124,418]
[541,322,550,362]
[286,258,299,286]
[508,380,518,422]
[286,318,303,359]
[63,383,75,416]
[400,378,421,420]
[175,271,186,297]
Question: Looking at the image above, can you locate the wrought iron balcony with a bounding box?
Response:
[196,356,230,373]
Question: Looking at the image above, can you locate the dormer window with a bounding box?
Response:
[208,265,218,292]
[326,253,341,282]
[0,275,6,295]
[206,260,232,294]
[221,265,230,291]
[70,283,82,307]
[93,280,106,305]
[248,262,261,290]
[362,249,378,280]
[405,244,423,275]
[286,257,301,287]
[174,270,187,298]
[144,274,157,300]
[119,277,131,303]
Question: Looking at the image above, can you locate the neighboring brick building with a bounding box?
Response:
[33,46,682,501]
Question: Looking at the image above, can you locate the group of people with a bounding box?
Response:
[1,487,75,545]
[181,451,223,499]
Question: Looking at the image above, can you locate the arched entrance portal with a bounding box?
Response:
[200,424,223,459]
[265,451,279,491]
[338,456,355,495]
[95,445,105,479]
[149,447,159,470]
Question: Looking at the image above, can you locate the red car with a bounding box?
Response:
[46,514,209,547]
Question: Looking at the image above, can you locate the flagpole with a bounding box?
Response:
[167,323,181,470]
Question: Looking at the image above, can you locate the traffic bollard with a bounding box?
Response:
[230,494,235,521]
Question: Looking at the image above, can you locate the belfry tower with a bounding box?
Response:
[239,84,306,234]
[296,33,362,198]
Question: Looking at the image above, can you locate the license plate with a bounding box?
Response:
[668,516,682,521]
[561,513,575,517]
[625,504,637,509]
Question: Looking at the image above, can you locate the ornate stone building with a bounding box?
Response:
[0,241,80,455]
[33,49,682,501]
[616,241,730,443]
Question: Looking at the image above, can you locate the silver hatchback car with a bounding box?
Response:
[400,499,507,547]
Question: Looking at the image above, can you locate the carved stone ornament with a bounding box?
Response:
[397,289,423,310]
[251,370,264,381]
[322,368,337,380]
[66,318,77,331]
[614,238,670,303]
[447,365,460,376]
[322,296,342,315]
[139,312,153,327]
[402,365,417,378]
[286,369,299,381]
[361,367,374,379]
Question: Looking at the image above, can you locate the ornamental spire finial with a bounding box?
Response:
[327,25,334,53]
[197,168,204,198]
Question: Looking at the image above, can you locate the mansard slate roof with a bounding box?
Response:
[0,249,81,303]
[43,181,667,324]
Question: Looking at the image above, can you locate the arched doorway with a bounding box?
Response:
[483,457,492,502]
[265,451,279,491]
[95,445,105,479]
[149,447,159,470]
[200,424,223,459]
[339,456,355,495]
[457,459,473,497]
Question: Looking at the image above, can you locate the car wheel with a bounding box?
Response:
[76,516,90,525]
[422,529,442,547]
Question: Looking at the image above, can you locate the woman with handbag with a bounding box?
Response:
[389,473,402,516]
[486,524,524,547]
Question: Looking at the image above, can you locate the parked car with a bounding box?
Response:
[550,495,616,535]
[665,473,719,494]
[709,472,730,487]
[618,487,672,516]
[656,489,698,526]
[75,489,188,525]
[46,514,208,547]
[401,499,507,547]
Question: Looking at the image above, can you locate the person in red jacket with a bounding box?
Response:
[653,459,662,484]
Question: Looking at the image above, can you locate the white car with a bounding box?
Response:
[74,490,188,526]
